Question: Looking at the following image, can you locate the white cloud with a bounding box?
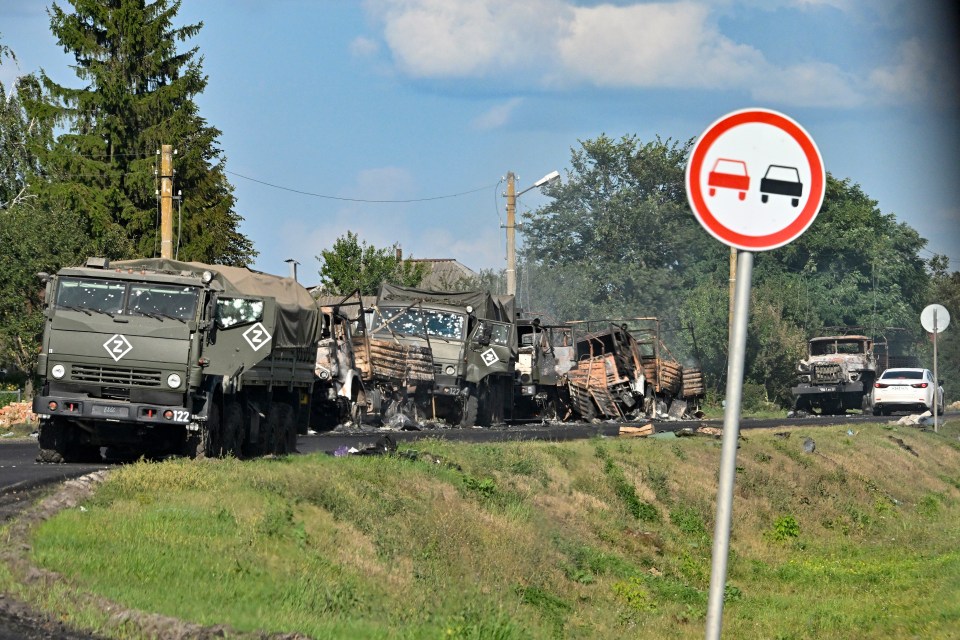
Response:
[750,61,864,108]
[349,36,380,59]
[471,97,524,130]
[554,2,765,89]
[869,38,960,108]
[364,0,864,105]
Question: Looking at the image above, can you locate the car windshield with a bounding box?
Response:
[881,370,923,380]
[375,307,465,340]
[56,277,199,321]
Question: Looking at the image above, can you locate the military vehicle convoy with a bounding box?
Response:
[32,258,711,461]
[33,258,320,462]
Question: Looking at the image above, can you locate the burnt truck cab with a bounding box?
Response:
[791,335,877,415]
[372,284,516,426]
[33,257,317,461]
[514,317,575,421]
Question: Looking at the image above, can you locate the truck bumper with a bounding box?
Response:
[33,395,193,426]
[791,381,865,397]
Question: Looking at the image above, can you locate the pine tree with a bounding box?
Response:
[32,0,256,265]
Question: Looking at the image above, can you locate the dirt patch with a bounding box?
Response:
[1,472,312,640]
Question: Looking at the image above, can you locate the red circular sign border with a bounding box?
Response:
[687,109,824,251]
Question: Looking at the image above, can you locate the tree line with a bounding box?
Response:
[1,1,957,406]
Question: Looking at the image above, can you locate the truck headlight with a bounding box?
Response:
[444,365,456,375]
[52,364,66,379]
[167,373,182,388]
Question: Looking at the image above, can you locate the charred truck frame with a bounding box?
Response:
[513,317,576,421]
[792,335,877,415]
[370,284,516,426]
[33,258,320,462]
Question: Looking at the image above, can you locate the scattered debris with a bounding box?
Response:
[896,411,932,427]
[619,424,654,438]
[774,431,791,440]
[0,402,36,428]
[888,436,919,457]
[328,435,398,457]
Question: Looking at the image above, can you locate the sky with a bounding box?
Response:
[2,0,959,285]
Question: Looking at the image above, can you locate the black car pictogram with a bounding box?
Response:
[759,165,803,207]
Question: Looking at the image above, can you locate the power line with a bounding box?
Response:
[225,170,496,203]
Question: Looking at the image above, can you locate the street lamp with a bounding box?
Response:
[504,170,560,296]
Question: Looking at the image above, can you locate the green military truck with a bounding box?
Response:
[370,284,516,426]
[33,257,320,462]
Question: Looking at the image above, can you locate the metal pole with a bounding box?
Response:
[705,249,753,640]
[728,247,737,348]
[505,172,517,297]
[160,144,174,259]
[933,312,939,433]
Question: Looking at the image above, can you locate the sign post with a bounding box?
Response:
[921,304,950,433]
[685,108,825,640]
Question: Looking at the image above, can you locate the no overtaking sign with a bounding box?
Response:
[686,108,825,251]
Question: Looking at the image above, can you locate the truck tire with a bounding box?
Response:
[37,418,100,463]
[223,399,245,457]
[460,394,478,427]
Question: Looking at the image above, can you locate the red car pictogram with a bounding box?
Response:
[708,158,750,201]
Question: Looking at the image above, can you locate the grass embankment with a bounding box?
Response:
[2,422,960,639]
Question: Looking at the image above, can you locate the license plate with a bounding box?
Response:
[93,404,129,418]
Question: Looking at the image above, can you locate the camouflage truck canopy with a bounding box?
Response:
[377,283,515,322]
[113,258,320,348]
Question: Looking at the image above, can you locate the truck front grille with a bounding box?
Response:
[71,364,163,387]
[811,363,842,384]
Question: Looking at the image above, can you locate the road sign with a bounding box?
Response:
[921,304,950,333]
[686,108,825,251]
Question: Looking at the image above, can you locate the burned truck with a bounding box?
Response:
[513,317,576,421]
[564,318,705,421]
[369,284,515,426]
[792,334,877,414]
[33,258,320,461]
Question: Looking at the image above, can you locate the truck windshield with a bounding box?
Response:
[129,284,200,320]
[56,277,199,321]
[375,307,465,340]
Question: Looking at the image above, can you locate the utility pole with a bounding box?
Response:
[505,171,518,297]
[160,144,174,259]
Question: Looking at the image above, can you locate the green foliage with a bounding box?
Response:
[316,231,427,295]
[522,132,934,405]
[28,0,255,265]
[767,515,801,542]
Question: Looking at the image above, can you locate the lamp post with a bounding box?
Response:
[504,170,560,296]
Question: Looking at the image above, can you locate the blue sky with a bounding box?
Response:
[2,0,959,283]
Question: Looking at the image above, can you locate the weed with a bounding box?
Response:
[669,505,707,538]
[766,515,800,542]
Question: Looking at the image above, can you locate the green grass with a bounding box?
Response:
[2,421,960,639]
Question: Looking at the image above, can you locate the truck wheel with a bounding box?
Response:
[37,418,100,463]
[37,419,67,463]
[460,394,478,427]
[223,399,245,457]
